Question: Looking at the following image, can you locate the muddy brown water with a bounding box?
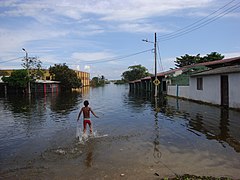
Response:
[0,84,240,179]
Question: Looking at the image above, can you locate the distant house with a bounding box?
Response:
[189,65,240,108]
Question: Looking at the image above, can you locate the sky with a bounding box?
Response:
[0,0,240,80]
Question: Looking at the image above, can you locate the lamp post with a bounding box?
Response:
[142,32,158,97]
[22,48,31,94]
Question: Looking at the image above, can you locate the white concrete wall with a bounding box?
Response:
[229,73,240,108]
[189,75,221,105]
[179,86,190,98]
[167,85,177,96]
[168,72,240,109]
[167,85,190,99]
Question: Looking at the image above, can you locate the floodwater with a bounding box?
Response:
[0,84,240,179]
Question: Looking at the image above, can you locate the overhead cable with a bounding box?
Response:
[157,42,163,72]
[159,0,240,41]
[69,49,153,65]
[0,57,22,64]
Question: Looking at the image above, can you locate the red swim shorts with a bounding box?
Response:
[83,119,91,129]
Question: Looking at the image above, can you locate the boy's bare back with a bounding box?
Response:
[82,107,91,118]
[77,100,99,121]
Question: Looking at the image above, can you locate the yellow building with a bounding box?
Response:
[0,69,51,80]
[0,69,90,87]
[0,69,12,76]
[74,70,90,86]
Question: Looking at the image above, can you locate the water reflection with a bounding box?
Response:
[1,84,240,178]
[129,91,240,153]
[2,95,32,116]
[85,142,94,168]
[50,92,80,114]
[153,97,161,164]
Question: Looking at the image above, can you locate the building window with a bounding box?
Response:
[197,77,203,90]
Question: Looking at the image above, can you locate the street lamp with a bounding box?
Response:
[22,48,31,94]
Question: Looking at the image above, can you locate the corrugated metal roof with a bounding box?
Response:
[191,65,240,77]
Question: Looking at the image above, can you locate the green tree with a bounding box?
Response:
[122,65,151,82]
[174,52,224,68]
[200,52,224,63]
[91,76,105,87]
[49,64,82,90]
[22,56,43,80]
[2,69,29,88]
[174,54,201,68]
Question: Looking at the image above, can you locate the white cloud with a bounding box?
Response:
[71,51,115,62]
[161,57,176,71]
[90,63,126,80]
[117,22,168,33]
[1,0,215,25]
[98,0,213,21]
[84,65,90,70]
[223,52,240,59]
[1,0,239,79]
[0,0,219,45]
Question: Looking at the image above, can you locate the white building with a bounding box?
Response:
[189,65,240,109]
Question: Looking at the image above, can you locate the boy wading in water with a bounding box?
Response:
[77,100,99,135]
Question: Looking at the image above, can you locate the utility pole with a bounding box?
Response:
[22,48,31,94]
[154,32,158,97]
[142,32,159,97]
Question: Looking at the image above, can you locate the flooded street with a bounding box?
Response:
[0,84,240,179]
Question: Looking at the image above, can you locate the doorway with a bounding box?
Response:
[221,75,229,107]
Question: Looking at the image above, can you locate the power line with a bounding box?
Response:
[68,49,153,65]
[159,0,236,39]
[159,2,240,41]
[0,49,153,67]
[159,0,240,41]
[159,1,240,41]
[157,42,163,72]
[0,57,22,64]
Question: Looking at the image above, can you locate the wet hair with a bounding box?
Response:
[83,100,89,107]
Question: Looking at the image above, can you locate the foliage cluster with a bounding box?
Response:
[22,56,43,79]
[91,75,106,87]
[2,69,29,88]
[49,64,82,90]
[174,52,224,68]
[121,64,151,82]
[2,56,43,91]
